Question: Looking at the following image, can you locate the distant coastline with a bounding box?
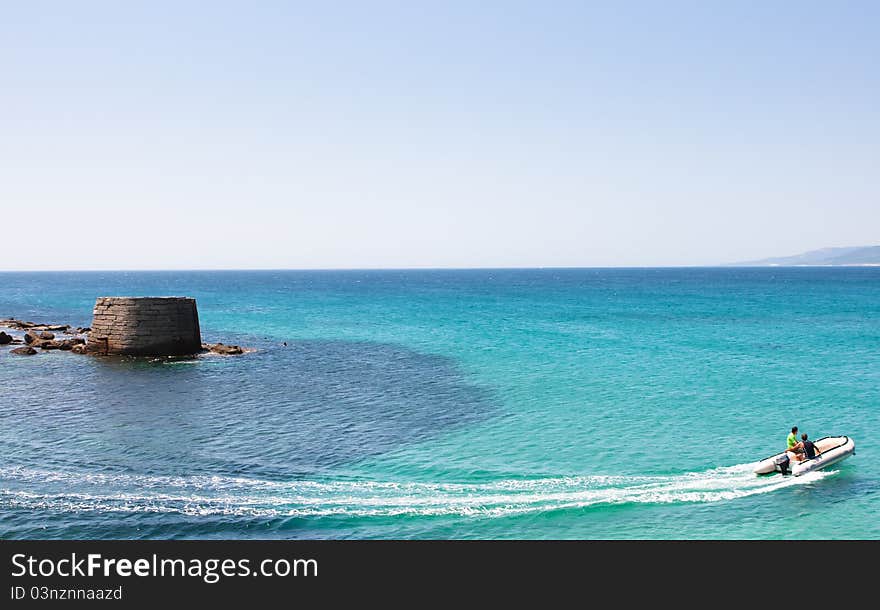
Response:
[736,263,880,267]
[728,246,880,267]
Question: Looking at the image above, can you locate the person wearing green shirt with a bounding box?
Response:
[787,426,804,460]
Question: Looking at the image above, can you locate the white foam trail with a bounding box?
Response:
[0,464,836,519]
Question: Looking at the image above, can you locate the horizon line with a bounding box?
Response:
[2,264,879,273]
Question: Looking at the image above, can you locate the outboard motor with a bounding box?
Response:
[774,454,791,475]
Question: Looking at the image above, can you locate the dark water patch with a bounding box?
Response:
[0,339,498,480]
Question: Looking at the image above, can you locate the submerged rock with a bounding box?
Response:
[71,343,88,354]
[10,346,37,355]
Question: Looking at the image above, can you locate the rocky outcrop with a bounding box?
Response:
[23,332,65,349]
[0,319,36,330]
[2,319,96,354]
[10,346,37,355]
[57,338,85,350]
[4,311,250,359]
[0,319,70,332]
[203,342,245,355]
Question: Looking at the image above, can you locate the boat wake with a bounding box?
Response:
[0,464,835,519]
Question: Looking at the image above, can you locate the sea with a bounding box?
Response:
[0,268,877,539]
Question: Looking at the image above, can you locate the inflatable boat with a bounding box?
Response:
[753,436,855,476]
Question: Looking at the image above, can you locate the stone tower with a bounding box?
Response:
[86,297,202,356]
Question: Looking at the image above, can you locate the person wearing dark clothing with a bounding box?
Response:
[794,433,822,461]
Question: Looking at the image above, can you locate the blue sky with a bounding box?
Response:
[2,1,877,269]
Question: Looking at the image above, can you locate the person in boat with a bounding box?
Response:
[786,426,803,458]
[790,433,822,462]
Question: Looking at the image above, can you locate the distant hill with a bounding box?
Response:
[730,246,880,266]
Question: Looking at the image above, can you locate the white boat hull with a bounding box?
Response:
[753,436,855,477]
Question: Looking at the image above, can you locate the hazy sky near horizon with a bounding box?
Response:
[2,1,878,270]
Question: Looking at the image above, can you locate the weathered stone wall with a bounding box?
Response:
[86,297,202,356]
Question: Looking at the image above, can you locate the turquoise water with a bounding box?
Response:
[0,268,877,539]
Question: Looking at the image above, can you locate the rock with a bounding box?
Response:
[1,320,70,332]
[39,331,55,340]
[2,320,33,329]
[0,331,11,345]
[24,331,39,344]
[10,346,37,355]
[58,338,85,350]
[24,338,65,350]
[2,320,23,330]
[205,342,244,355]
[71,343,88,354]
